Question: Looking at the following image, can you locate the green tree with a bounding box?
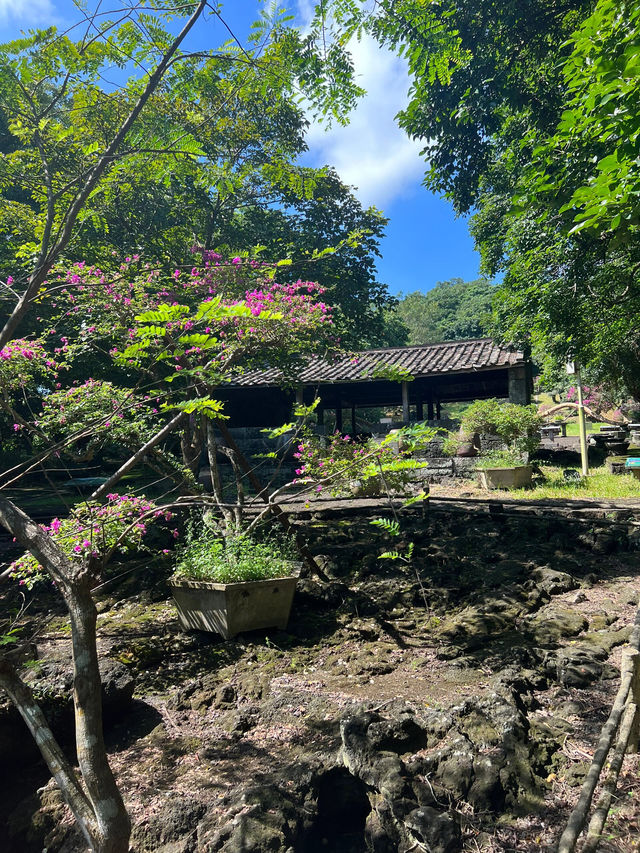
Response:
[314,0,640,393]
[0,5,363,851]
[392,277,494,345]
[527,0,640,238]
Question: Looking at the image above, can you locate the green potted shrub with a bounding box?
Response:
[460,399,543,490]
[169,532,300,638]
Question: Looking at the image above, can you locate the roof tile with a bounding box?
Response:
[231,338,525,387]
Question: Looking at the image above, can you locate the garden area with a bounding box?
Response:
[1,1,640,853]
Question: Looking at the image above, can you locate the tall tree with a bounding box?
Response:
[0,7,391,350]
[311,1,640,392]
[0,4,362,850]
[393,277,494,345]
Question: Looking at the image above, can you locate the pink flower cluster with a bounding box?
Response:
[9,494,174,586]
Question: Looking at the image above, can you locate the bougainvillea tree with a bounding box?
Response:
[0,245,344,852]
[0,3,370,850]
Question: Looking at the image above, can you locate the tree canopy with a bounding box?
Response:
[393,277,494,345]
[314,0,640,395]
[0,4,394,351]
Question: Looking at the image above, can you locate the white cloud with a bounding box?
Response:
[0,0,56,26]
[303,32,426,209]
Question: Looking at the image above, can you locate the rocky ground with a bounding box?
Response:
[1,502,640,853]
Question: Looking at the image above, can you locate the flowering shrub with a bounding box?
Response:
[293,431,426,497]
[566,384,617,413]
[120,279,334,382]
[44,254,334,360]
[0,338,61,391]
[9,494,172,588]
[34,380,156,456]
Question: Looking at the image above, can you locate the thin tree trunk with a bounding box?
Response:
[206,420,234,529]
[219,445,245,530]
[91,411,186,501]
[0,495,130,852]
[67,581,131,853]
[0,659,97,849]
[181,415,203,478]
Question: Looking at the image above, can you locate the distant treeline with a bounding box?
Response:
[391,277,495,346]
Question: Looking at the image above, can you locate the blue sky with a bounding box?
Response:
[0,0,482,296]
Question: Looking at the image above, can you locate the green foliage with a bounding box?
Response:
[173,532,296,583]
[440,431,465,457]
[294,423,435,497]
[474,450,529,470]
[370,517,400,537]
[34,380,155,458]
[318,0,640,394]
[527,0,640,238]
[461,399,542,456]
[392,278,495,345]
[0,14,391,349]
[366,363,414,382]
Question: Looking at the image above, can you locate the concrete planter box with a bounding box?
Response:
[477,465,533,490]
[169,571,298,639]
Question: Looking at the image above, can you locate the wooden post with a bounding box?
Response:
[436,401,441,420]
[416,398,424,420]
[625,649,640,753]
[427,400,434,420]
[317,405,324,427]
[351,405,357,436]
[402,381,410,423]
[335,403,343,432]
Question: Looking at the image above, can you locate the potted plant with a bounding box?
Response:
[169,532,300,638]
[460,399,543,490]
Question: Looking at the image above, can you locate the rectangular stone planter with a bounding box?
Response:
[169,573,298,639]
[477,465,532,490]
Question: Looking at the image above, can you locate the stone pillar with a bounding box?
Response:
[402,381,410,423]
[508,365,531,405]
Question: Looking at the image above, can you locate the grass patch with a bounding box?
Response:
[524,465,640,500]
[564,421,606,436]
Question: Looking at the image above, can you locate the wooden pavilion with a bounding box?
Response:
[219,338,532,430]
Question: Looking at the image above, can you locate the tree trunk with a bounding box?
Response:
[0,659,97,850]
[0,496,131,852]
[206,420,234,529]
[67,580,131,853]
[181,414,203,478]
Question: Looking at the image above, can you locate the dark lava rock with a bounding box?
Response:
[544,644,616,688]
[531,566,578,596]
[131,796,207,852]
[367,710,428,754]
[526,606,588,644]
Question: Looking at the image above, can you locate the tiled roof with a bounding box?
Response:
[231,338,525,387]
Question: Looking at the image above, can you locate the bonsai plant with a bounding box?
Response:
[460,399,543,489]
[169,529,300,638]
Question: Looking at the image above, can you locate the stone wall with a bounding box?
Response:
[205,427,509,497]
